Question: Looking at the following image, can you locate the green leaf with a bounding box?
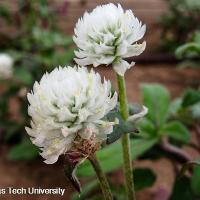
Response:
[141,84,170,127]
[52,50,74,66]
[182,89,200,107]
[138,118,157,137]
[193,32,200,44]
[77,138,157,177]
[32,27,73,49]
[169,98,182,116]
[176,43,200,59]
[191,160,200,196]
[0,5,11,22]
[161,121,190,143]
[170,176,194,200]
[8,139,39,161]
[134,168,156,191]
[14,68,33,85]
[106,110,138,144]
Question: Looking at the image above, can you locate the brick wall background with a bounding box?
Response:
[0,0,169,52]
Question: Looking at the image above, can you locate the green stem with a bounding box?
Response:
[117,74,136,200]
[89,154,113,200]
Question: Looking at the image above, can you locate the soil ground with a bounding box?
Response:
[0,64,200,200]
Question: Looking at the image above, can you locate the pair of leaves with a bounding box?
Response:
[141,84,190,144]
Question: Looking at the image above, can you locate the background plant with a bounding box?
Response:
[159,0,200,52]
[175,31,200,70]
[0,0,74,160]
[69,84,200,199]
[139,85,200,199]
[0,1,199,199]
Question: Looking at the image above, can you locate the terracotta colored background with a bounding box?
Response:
[0,0,168,53]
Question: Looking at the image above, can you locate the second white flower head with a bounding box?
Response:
[73,3,146,76]
[0,53,13,79]
[26,66,117,164]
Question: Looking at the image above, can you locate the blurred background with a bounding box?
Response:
[0,0,200,200]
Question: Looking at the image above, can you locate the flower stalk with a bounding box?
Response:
[89,154,113,200]
[117,74,136,200]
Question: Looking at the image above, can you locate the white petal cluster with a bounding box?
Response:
[73,3,146,76]
[0,53,13,79]
[26,66,117,164]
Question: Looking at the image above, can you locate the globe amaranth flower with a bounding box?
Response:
[73,3,146,76]
[26,66,118,164]
[0,53,13,79]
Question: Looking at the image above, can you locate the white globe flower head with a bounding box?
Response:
[0,53,13,79]
[26,66,118,164]
[73,3,146,76]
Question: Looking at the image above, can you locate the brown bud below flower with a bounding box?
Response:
[64,134,102,193]
[74,134,101,157]
[65,133,101,165]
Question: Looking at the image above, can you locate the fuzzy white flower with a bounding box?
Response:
[73,3,146,76]
[0,53,13,79]
[26,66,117,164]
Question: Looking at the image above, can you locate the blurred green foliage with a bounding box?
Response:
[72,168,156,200]
[160,0,200,52]
[77,84,188,178]
[77,138,157,177]
[140,84,190,144]
[175,31,200,68]
[170,88,200,126]
[0,0,74,160]
[72,84,200,199]
[170,161,200,200]
[0,1,199,199]
[176,32,200,59]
